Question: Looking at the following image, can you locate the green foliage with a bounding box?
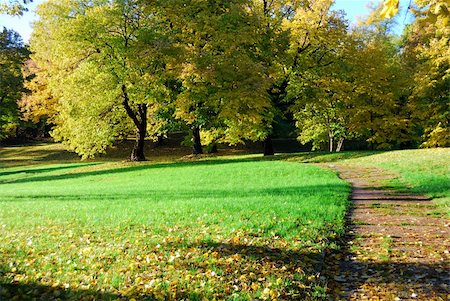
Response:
[20,0,449,159]
[0,27,28,140]
[50,63,130,158]
[0,0,30,16]
[30,0,176,159]
[165,0,273,145]
[402,8,450,147]
[289,5,411,152]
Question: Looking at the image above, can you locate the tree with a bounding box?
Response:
[19,59,57,127]
[31,0,176,160]
[381,0,449,24]
[287,1,354,152]
[251,0,348,155]
[162,0,272,155]
[0,27,28,140]
[401,4,450,147]
[345,30,411,150]
[289,6,412,151]
[246,0,300,156]
[0,0,31,16]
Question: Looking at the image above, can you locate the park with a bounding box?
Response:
[0,0,449,300]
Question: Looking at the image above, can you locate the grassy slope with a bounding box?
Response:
[0,146,349,300]
[1,143,447,300]
[284,148,449,206]
[341,148,450,212]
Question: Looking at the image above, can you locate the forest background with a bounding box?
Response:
[0,0,448,160]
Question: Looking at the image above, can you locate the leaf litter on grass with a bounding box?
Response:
[0,158,349,300]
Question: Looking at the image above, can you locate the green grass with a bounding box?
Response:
[2,143,447,300]
[340,148,450,213]
[0,141,192,168]
[0,147,349,300]
[285,148,449,214]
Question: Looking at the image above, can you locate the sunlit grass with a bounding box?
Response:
[0,150,349,300]
[341,148,450,214]
[2,143,447,299]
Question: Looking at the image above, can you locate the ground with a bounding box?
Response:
[0,144,448,300]
[324,165,449,300]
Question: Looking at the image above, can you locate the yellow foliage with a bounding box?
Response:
[380,0,399,19]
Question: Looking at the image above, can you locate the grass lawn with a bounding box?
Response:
[2,143,447,300]
[340,148,450,214]
[286,148,449,214]
[0,145,349,300]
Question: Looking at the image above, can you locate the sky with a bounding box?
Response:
[0,0,413,44]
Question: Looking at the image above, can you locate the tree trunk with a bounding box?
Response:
[131,124,146,161]
[207,143,218,154]
[192,126,203,155]
[329,131,334,153]
[156,135,165,147]
[130,104,147,161]
[122,85,147,161]
[263,135,274,156]
[336,137,345,152]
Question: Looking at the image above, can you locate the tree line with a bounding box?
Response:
[1,0,448,160]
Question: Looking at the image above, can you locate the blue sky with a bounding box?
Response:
[1,0,412,43]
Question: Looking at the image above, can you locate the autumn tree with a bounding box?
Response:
[31,0,177,160]
[19,59,57,132]
[250,0,349,155]
[0,0,31,15]
[287,5,356,152]
[401,4,449,147]
[380,0,449,23]
[289,3,412,151]
[346,30,411,150]
[161,0,272,155]
[0,27,28,140]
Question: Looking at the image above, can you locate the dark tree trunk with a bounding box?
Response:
[192,126,203,155]
[263,135,274,156]
[131,126,146,161]
[122,85,147,161]
[130,104,147,161]
[207,143,218,154]
[156,135,165,147]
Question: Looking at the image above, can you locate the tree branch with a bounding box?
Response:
[121,84,141,128]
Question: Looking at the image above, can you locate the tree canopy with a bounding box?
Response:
[0,27,28,140]
[1,0,448,157]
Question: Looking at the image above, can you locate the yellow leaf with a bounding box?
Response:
[380,0,399,19]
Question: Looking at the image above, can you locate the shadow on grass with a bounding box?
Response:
[0,281,122,301]
[0,260,213,300]
[281,151,383,163]
[0,238,328,301]
[197,241,323,267]
[0,151,383,186]
[0,163,99,178]
[409,177,450,199]
[0,184,348,202]
[0,280,214,301]
[0,144,80,163]
[197,240,450,298]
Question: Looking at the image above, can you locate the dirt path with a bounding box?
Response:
[324,164,450,301]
